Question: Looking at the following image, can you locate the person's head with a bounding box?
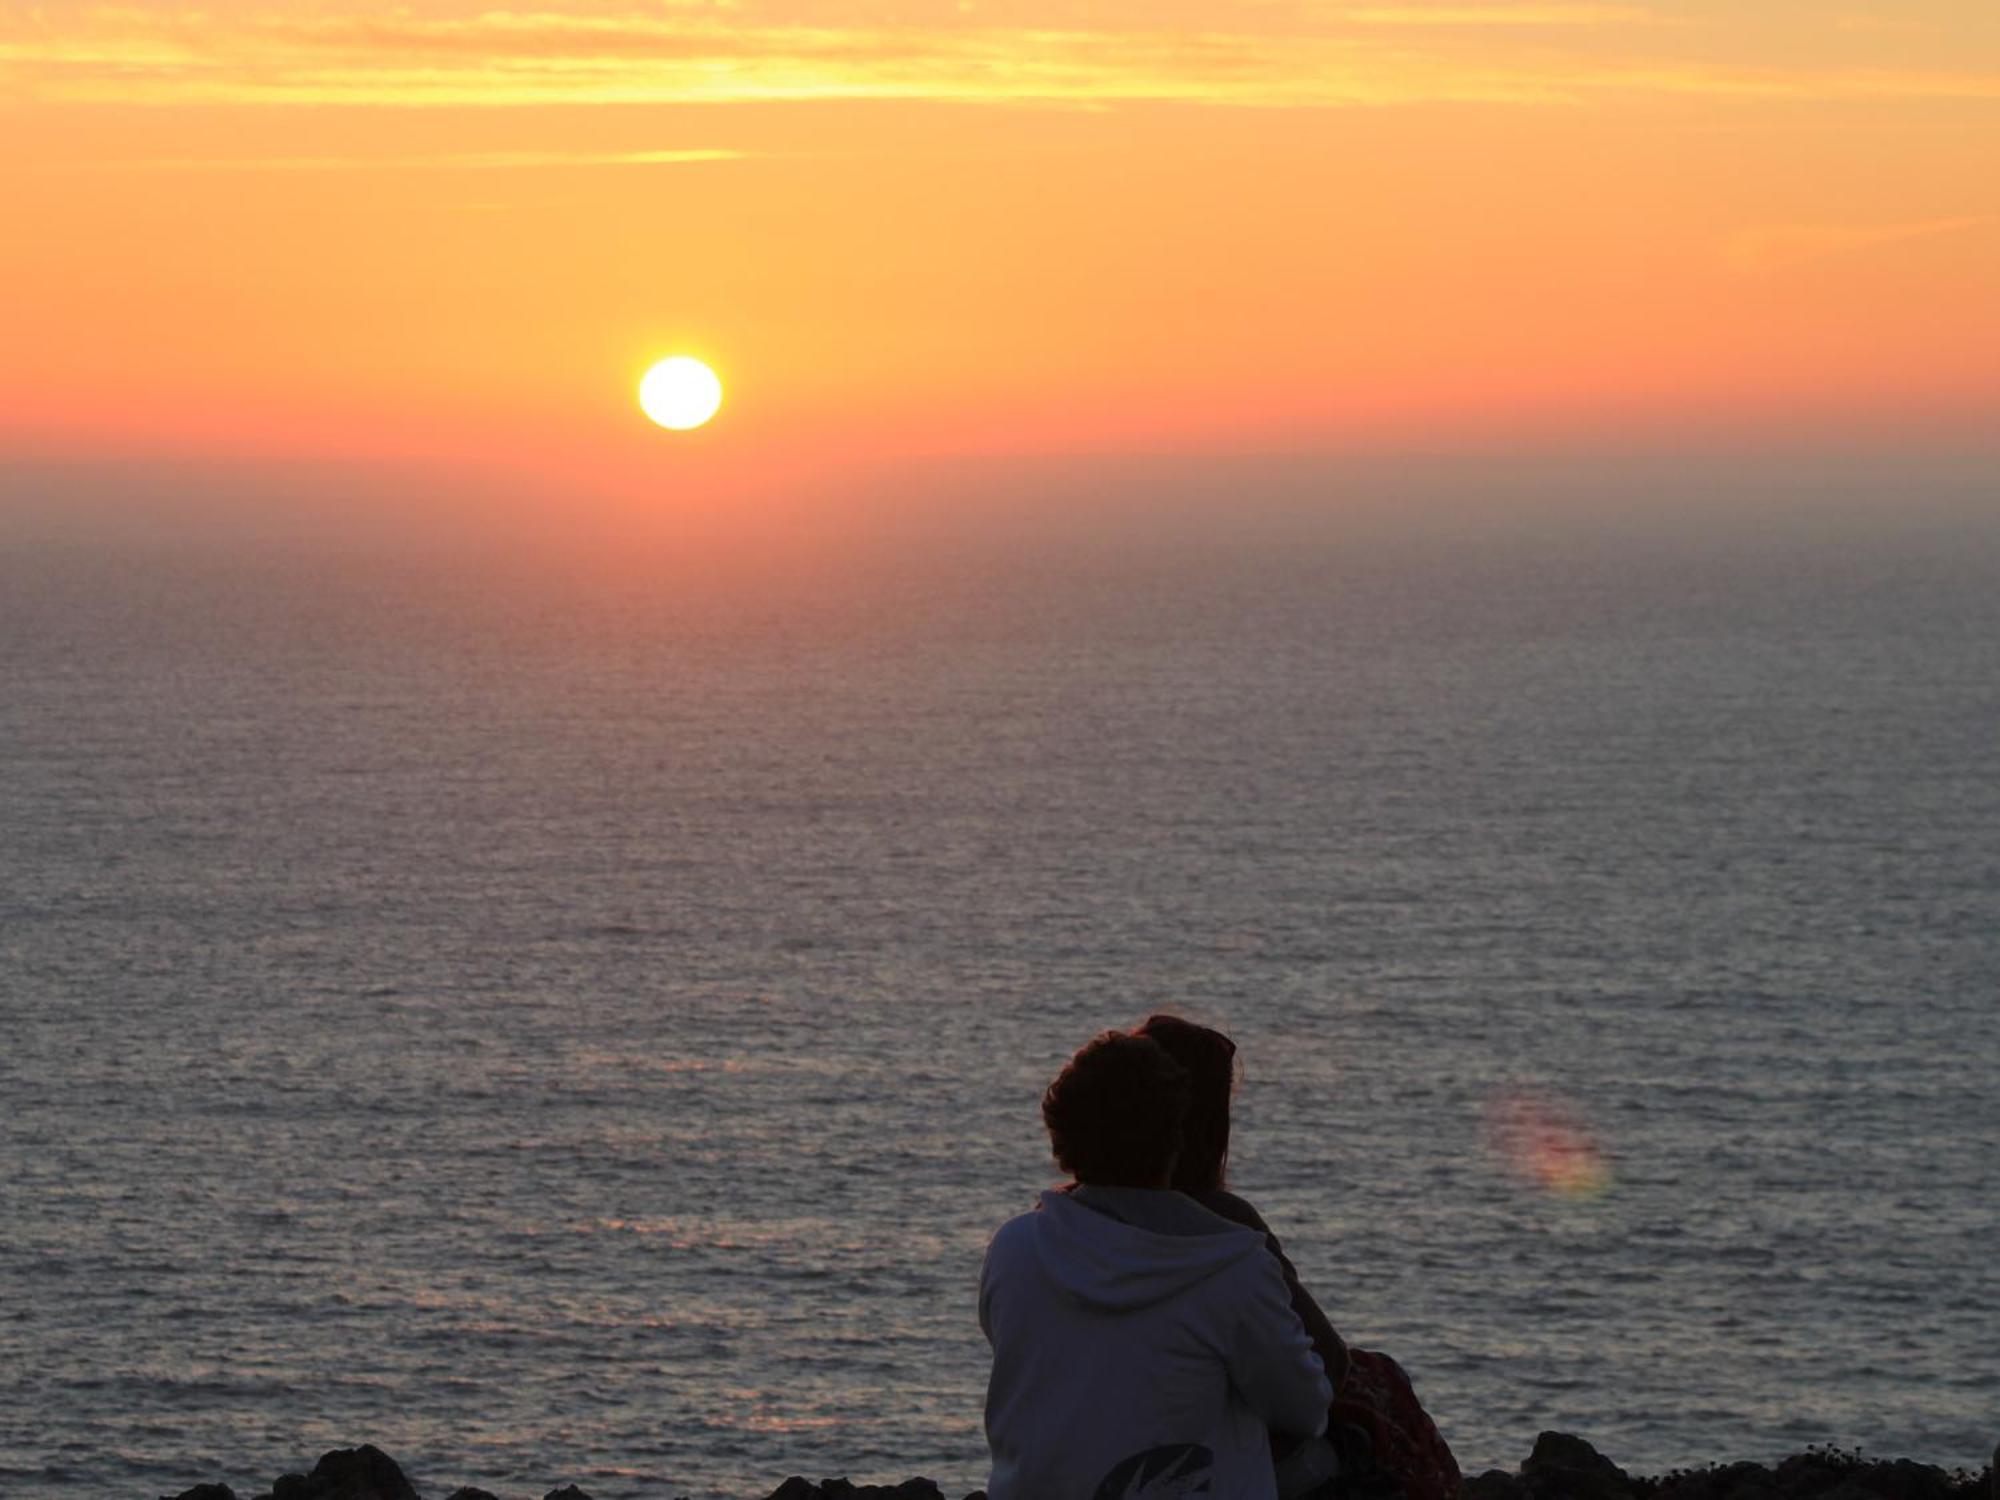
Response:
[1133,1014,1238,1192]
[1042,1031,1190,1188]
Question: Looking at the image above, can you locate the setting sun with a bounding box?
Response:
[638,356,724,431]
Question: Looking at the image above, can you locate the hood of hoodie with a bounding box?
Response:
[1029,1188,1268,1313]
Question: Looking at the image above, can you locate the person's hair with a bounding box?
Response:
[1042,1031,1191,1188]
[1133,1014,1238,1192]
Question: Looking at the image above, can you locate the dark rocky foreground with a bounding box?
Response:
[1472,1433,1993,1500]
[157,1433,1996,1500]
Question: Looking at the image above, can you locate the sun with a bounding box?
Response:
[638,356,723,430]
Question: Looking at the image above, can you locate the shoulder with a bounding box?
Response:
[1195,1188,1273,1235]
[983,1197,1050,1262]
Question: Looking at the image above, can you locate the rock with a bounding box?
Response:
[1522,1432,1635,1500]
[1703,1481,1780,1500]
[1782,1460,1959,1500]
[1716,1461,1781,1500]
[1526,1433,1630,1481]
[267,1447,419,1500]
[1774,1452,1859,1500]
[148,1438,1995,1500]
[1866,1460,1956,1500]
[1639,1459,1775,1500]
[761,1481,949,1500]
[1647,1452,1979,1500]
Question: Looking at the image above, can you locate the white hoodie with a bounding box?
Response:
[979,1187,1331,1500]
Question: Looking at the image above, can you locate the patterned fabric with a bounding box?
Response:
[1325,1349,1462,1500]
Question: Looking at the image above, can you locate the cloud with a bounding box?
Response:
[1327,5,1655,26]
[1,5,1996,111]
[1724,213,1999,271]
[15,147,747,173]
[0,12,1569,108]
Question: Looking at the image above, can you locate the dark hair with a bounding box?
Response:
[1133,1014,1238,1192]
[1042,1032,1191,1188]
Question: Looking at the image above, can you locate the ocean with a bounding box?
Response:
[4,479,1997,1498]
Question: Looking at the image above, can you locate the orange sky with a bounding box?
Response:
[3,1,1996,524]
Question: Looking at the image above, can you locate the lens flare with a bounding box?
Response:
[1486,1090,1611,1199]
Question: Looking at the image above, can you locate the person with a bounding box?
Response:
[980,1029,1333,1500]
[1134,1014,1463,1500]
[1132,1015,1350,1390]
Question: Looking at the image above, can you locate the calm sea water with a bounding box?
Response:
[3,489,1997,1499]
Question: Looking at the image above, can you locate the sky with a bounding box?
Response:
[2,0,1996,538]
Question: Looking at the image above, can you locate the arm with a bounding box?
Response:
[1202,1189,1349,1394]
[1222,1248,1335,1439]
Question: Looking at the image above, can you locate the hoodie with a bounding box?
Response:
[980,1187,1331,1500]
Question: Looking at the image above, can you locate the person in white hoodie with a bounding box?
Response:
[980,1030,1333,1500]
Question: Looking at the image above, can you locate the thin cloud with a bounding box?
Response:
[2,7,1997,110]
[1724,214,1998,271]
[1329,5,1655,26]
[1603,61,2000,101]
[0,14,1573,108]
[15,147,747,174]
